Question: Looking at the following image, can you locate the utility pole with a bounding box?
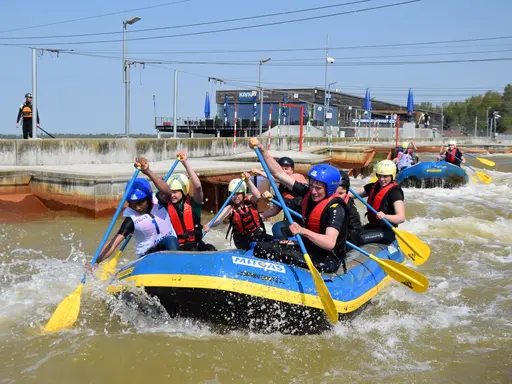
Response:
[474,115,478,137]
[173,70,178,139]
[123,16,141,137]
[323,34,328,136]
[31,48,38,139]
[258,58,271,136]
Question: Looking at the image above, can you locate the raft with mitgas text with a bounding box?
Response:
[111,241,405,334]
[395,161,469,188]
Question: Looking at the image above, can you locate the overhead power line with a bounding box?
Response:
[2,0,421,46]
[0,0,373,40]
[0,0,191,34]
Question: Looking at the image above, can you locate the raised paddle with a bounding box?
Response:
[202,176,246,237]
[349,187,430,266]
[463,152,495,167]
[269,199,429,294]
[453,155,492,184]
[253,146,338,324]
[42,169,141,334]
[97,157,183,278]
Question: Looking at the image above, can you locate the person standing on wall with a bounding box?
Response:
[16,93,40,139]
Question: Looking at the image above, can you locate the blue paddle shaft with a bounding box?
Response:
[119,235,132,251]
[453,155,474,171]
[349,187,394,230]
[254,148,308,255]
[203,178,245,236]
[164,158,181,182]
[90,169,140,267]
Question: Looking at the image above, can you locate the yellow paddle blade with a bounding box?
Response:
[470,175,478,184]
[393,228,431,266]
[476,157,495,167]
[476,171,492,184]
[368,253,429,293]
[304,253,338,324]
[42,283,84,334]
[370,175,378,183]
[96,250,123,281]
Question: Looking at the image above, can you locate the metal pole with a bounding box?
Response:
[259,62,263,136]
[485,108,489,137]
[32,48,37,139]
[474,115,477,137]
[123,23,129,136]
[173,69,178,139]
[323,34,328,136]
[440,105,444,136]
[126,61,131,137]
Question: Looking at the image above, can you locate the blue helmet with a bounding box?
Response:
[307,164,341,197]
[126,178,152,201]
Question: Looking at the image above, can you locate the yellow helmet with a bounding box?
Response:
[228,178,247,194]
[167,173,190,195]
[402,141,409,149]
[375,160,397,179]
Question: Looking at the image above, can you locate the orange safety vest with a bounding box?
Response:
[366,182,400,226]
[21,104,33,119]
[167,196,198,244]
[301,191,343,233]
[230,200,262,235]
[445,148,458,163]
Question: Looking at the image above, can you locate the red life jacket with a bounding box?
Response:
[445,148,458,163]
[167,196,198,244]
[230,200,262,235]
[301,191,343,233]
[367,181,400,226]
[342,193,349,205]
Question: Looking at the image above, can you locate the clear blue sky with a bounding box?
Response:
[1,0,511,134]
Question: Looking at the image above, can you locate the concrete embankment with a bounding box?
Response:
[0,137,507,218]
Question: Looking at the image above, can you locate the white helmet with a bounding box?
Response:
[228,178,247,194]
[448,140,457,146]
[375,160,397,179]
[167,173,190,195]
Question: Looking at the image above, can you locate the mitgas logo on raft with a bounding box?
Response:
[232,256,286,274]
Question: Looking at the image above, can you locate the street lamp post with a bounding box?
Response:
[326,81,337,126]
[123,16,141,137]
[258,57,271,136]
[323,56,335,135]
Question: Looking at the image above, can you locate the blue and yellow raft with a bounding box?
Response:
[395,161,469,188]
[111,241,405,334]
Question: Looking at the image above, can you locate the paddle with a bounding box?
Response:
[96,235,132,281]
[203,176,246,237]
[42,169,141,334]
[253,146,338,324]
[454,156,492,184]
[269,199,428,293]
[349,187,430,266]
[462,152,495,167]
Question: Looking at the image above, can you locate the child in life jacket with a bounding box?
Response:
[203,173,274,250]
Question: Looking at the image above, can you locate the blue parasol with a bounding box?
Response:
[204,92,211,118]
[407,88,414,113]
[363,88,372,113]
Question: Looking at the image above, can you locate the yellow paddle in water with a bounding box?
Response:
[349,188,431,266]
[42,169,141,334]
[254,147,338,324]
[346,241,428,293]
[463,152,496,167]
[454,156,492,184]
[269,199,429,294]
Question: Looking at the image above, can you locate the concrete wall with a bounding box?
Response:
[0,134,500,166]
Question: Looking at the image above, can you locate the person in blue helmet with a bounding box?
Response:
[249,138,349,273]
[93,157,178,268]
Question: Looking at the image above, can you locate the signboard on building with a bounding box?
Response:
[238,91,258,102]
[352,118,397,124]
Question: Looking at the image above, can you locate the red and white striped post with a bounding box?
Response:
[267,106,273,150]
[233,104,238,154]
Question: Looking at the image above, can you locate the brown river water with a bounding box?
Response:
[1,155,511,383]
